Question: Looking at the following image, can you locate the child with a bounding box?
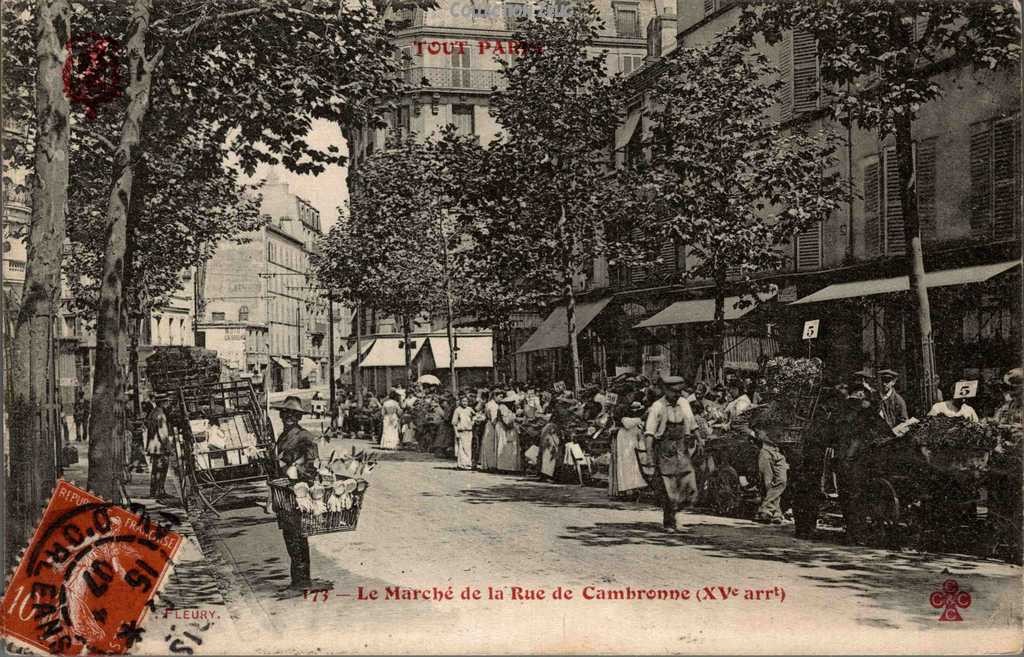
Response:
[750,414,789,524]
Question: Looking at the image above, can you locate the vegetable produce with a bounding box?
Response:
[909,416,1000,452]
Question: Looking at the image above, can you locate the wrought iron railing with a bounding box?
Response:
[401,67,507,91]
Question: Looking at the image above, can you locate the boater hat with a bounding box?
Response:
[271,395,310,415]
[877,369,899,380]
[659,374,686,390]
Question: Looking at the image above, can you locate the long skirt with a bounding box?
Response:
[541,442,560,478]
[479,421,498,470]
[455,430,473,469]
[609,430,647,496]
[495,424,521,472]
[380,415,400,450]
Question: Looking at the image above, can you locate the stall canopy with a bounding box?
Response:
[517,298,613,354]
[790,260,1021,305]
[271,357,292,369]
[428,336,494,369]
[633,289,778,329]
[360,337,425,367]
[338,341,374,368]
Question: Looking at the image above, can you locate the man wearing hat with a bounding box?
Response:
[995,368,1024,425]
[643,375,698,532]
[852,368,876,394]
[271,396,320,591]
[876,368,908,429]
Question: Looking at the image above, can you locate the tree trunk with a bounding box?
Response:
[353,305,363,405]
[565,273,582,392]
[7,0,71,570]
[439,225,458,396]
[88,0,158,501]
[713,277,726,384]
[402,314,413,384]
[129,315,142,416]
[894,111,937,410]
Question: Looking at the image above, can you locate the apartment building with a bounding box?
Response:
[516,1,1020,402]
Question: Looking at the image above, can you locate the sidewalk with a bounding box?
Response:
[60,444,250,653]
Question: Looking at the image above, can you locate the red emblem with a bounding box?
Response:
[62,33,123,119]
[1,480,182,654]
[929,578,972,621]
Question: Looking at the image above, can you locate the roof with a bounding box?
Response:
[791,260,1020,305]
[338,341,374,368]
[634,289,778,329]
[428,336,493,369]
[517,297,613,354]
[360,337,425,368]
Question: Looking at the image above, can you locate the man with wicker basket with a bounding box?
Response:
[271,396,321,591]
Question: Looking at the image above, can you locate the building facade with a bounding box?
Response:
[515,1,1021,408]
[199,172,343,392]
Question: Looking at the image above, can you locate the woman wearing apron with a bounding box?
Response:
[644,375,698,532]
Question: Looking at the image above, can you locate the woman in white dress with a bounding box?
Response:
[452,396,475,469]
[495,393,521,472]
[478,391,500,471]
[609,401,648,497]
[379,391,402,450]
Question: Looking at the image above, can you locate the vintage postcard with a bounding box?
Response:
[2,0,1022,654]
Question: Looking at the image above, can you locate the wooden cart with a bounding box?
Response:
[157,379,275,515]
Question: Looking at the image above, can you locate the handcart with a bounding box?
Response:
[158,379,275,515]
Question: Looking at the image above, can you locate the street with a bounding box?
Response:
[185,438,1022,655]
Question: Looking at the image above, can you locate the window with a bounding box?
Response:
[970,114,1021,240]
[621,54,643,75]
[239,306,249,322]
[212,311,226,322]
[614,6,640,38]
[452,105,475,136]
[704,0,714,14]
[399,106,411,135]
[863,146,911,257]
[450,50,472,87]
[625,114,644,167]
[777,30,818,121]
[794,224,822,271]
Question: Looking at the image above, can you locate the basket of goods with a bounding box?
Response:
[908,416,1000,472]
[269,448,377,537]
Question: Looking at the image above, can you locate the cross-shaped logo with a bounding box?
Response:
[929,579,971,621]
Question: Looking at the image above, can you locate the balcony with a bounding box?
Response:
[402,67,507,92]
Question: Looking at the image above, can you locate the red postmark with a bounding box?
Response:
[1,480,182,654]
[929,578,971,621]
[62,33,123,120]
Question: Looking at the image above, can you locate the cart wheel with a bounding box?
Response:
[862,477,901,549]
[707,466,742,517]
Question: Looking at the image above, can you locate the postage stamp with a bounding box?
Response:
[2,480,182,655]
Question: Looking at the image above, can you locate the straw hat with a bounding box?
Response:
[271,395,310,414]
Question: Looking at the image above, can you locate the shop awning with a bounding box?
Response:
[634,289,777,329]
[517,297,613,354]
[614,112,641,151]
[791,260,1021,305]
[360,337,425,367]
[271,357,292,369]
[338,341,374,368]
[429,336,494,369]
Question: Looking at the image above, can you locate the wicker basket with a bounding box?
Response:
[269,477,369,537]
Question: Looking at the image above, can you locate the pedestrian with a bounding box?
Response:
[269,396,322,591]
[479,390,500,471]
[495,392,521,472]
[452,396,475,469]
[609,401,648,498]
[379,391,402,450]
[927,384,980,422]
[74,390,90,443]
[643,375,698,532]
[876,369,908,429]
[145,399,172,500]
[750,412,789,524]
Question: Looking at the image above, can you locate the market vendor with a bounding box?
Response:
[876,369,908,429]
[927,383,979,423]
[643,375,698,533]
[271,395,320,591]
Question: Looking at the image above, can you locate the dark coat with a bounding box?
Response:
[275,424,319,482]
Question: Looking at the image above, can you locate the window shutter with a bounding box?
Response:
[795,223,822,271]
[992,116,1017,239]
[792,31,818,116]
[630,227,646,284]
[658,239,677,275]
[703,0,715,15]
[863,159,881,257]
[777,32,793,122]
[969,121,993,237]
[1016,116,1022,231]
[883,146,905,256]
[916,137,937,241]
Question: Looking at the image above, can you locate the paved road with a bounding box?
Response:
[192,438,1022,654]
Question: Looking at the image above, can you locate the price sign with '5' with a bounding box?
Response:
[802,320,820,340]
[953,380,978,400]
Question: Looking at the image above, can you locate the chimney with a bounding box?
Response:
[645,7,677,62]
